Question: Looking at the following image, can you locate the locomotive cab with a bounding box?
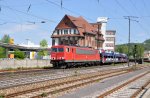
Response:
[51,46,65,67]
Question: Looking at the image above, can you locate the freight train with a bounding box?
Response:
[50,45,128,68]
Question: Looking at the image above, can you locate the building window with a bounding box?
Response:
[69,29,71,34]
[106,32,115,35]
[106,37,114,41]
[61,30,63,35]
[52,39,55,45]
[74,29,76,34]
[105,43,114,47]
[64,29,68,34]
[56,30,59,35]
[71,29,74,34]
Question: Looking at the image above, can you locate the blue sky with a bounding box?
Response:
[0,0,150,45]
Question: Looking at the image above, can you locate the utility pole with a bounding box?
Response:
[124,16,138,67]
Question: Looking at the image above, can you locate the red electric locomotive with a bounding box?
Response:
[50,45,100,68]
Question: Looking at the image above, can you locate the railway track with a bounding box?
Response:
[1,68,131,98]
[0,64,132,89]
[97,71,150,98]
[4,65,149,98]
[0,64,149,98]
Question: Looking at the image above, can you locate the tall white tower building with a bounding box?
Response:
[97,17,116,51]
[97,17,108,49]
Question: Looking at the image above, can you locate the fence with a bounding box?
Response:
[0,59,52,70]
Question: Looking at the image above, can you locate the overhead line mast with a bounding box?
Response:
[124,16,138,67]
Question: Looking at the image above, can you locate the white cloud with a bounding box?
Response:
[0,24,38,34]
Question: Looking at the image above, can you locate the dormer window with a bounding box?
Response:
[73,29,79,34]
[69,29,71,34]
[64,29,68,34]
[57,30,59,35]
[61,30,63,35]
[74,29,76,34]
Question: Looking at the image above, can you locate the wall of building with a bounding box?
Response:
[0,59,52,70]
[100,23,107,49]
[97,17,108,50]
[144,51,150,59]
[105,31,116,51]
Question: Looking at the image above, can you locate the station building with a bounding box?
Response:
[51,15,104,49]
[104,30,116,51]
[96,17,116,51]
[51,15,116,51]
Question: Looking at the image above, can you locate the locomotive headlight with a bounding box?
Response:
[59,57,64,59]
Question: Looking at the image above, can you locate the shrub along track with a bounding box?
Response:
[0,65,148,98]
[97,71,150,98]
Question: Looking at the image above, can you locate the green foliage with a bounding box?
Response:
[1,34,10,43]
[116,43,144,59]
[14,49,25,59]
[0,47,6,58]
[115,45,128,54]
[38,39,48,57]
[128,44,144,59]
[144,39,150,43]
[0,34,11,58]
[136,44,144,59]
[144,39,150,51]
[41,92,48,97]
[38,50,48,56]
[40,39,48,47]
[0,94,5,98]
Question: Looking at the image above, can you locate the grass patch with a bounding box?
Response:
[41,92,48,97]
[96,79,101,82]
[0,94,5,98]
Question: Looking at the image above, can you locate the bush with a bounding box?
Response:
[0,47,6,58]
[0,94,5,98]
[14,49,25,59]
[41,92,47,97]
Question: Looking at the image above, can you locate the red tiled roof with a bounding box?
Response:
[66,15,97,36]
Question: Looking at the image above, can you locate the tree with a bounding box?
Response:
[1,34,10,43]
[131,44,144,59]
[40,39,48,47]
[143,39,150,51]
[115,45,128,54]
[14,49,25,59]
[0,34,11,58]
[0,47,6,58]
[38,39,48,58]
[136,44,144,59]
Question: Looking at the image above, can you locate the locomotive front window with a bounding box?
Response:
[51,48,64,52]
[51,48,57,52]
[58,48,64,52]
